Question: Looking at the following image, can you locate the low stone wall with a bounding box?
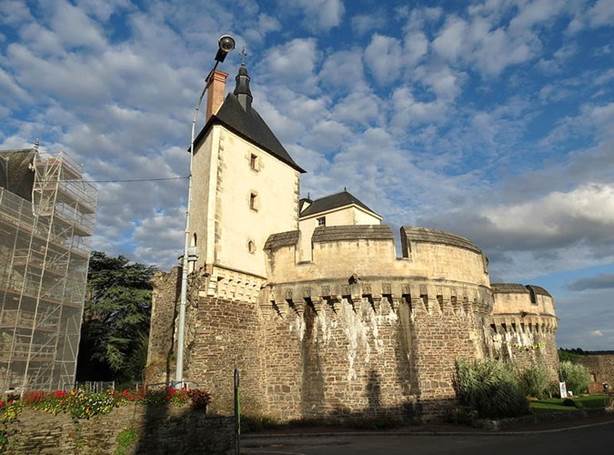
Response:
[3,404,233,454]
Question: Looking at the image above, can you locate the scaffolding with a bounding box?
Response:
[0,149,97,392]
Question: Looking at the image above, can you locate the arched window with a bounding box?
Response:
[248,240,256,254]
[191,233,197,247]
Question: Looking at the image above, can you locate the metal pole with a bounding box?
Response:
[234,368,240,455]
[175,62,219,387]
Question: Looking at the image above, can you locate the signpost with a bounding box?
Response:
[559,381,568,399]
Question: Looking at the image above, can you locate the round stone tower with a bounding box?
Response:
[488,283,559,379]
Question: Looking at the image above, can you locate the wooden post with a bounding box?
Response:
[234,369,241,455]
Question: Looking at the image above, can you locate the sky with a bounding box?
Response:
[0,0,613,350]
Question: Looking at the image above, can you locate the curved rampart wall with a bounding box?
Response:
[488,283,559,378]
[265,225,490,288]
[259,225,493,420]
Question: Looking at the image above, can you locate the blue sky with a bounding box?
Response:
[0,0,613,350]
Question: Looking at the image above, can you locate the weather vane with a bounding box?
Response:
[240,47,248,65]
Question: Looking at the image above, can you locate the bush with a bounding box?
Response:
[455,359,529,419]
[562,398,576,407]
[517,366,552,399]
[560,361,590,395]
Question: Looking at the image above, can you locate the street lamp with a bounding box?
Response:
[175,35,235,388]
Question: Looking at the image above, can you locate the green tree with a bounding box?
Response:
[76,251,156,384]
[560,360,591,395]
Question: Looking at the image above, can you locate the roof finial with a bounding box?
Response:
[240,47,248,65]
[234,59,253,110]
[33,138,39,151]
[343,186,347,192]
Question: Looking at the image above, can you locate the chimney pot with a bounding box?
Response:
[205,70,228,121]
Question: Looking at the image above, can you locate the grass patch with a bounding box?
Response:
[530,395,609,414]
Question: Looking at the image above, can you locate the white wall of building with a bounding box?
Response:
[189,125,300,277]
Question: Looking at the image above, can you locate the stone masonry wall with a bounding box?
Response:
[410,293,490,418]
[261,296,417,421]
[577,354,614,387]
[3,405,233,455]
[145,268,180,385]
[188,295,268,415]
[488,318,560,381]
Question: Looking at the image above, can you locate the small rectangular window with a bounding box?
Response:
[249,192,258,211]
[250,154,258,171]
[317,216,326,226]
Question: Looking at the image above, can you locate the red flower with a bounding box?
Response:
[0,400,5,408]
[23,390,46,404]
[53,390,67,399]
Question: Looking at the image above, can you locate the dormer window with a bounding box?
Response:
[317,216,326,226]
[250,153,259,171]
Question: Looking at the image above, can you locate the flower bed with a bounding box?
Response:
[1,386,211,420]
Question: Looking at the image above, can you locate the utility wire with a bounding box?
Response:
[55,176,189,183]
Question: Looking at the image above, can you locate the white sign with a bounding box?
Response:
[559,381,568,399]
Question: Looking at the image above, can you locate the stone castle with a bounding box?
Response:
[145,65,560,420]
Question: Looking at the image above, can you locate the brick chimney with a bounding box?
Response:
[205,70,228,121]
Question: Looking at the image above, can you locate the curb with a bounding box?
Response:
[242,418,614,439]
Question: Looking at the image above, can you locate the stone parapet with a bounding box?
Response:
[264,225,491,288]
[312,224,394,243]
[401,226,483,255]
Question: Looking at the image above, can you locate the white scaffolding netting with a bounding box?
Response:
[0,150,97,392]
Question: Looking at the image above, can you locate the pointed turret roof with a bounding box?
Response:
[193,65,305,173]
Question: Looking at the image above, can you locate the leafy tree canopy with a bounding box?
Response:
[76,251,157,385]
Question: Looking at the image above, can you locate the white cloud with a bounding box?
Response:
[282,0,344,31]
[390,86,449,130]
[0,0,32,25]
[319,49,365,91]
[364,34,404,86]
[49,0,107,49]
[332,90,383,127]
[591,330,604,337]
[351,12,386,35]
[244,13,281,43]
[588,0,614,27]
[75,0,132,21]
[432,16,467,61]
[258,38,319,93]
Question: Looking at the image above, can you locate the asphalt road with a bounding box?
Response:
[241,421,614,454]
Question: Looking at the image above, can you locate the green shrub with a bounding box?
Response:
[115,427,138,455]
[517,366,552,399]
[562,398,576,407]
[560,361,590,395]
[455,359,529,419]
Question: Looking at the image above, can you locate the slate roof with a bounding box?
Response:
[300,191,380,218]
[264,230,300,251]
[193,93,305,173]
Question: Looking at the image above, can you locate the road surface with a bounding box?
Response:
[242,420,614,454]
